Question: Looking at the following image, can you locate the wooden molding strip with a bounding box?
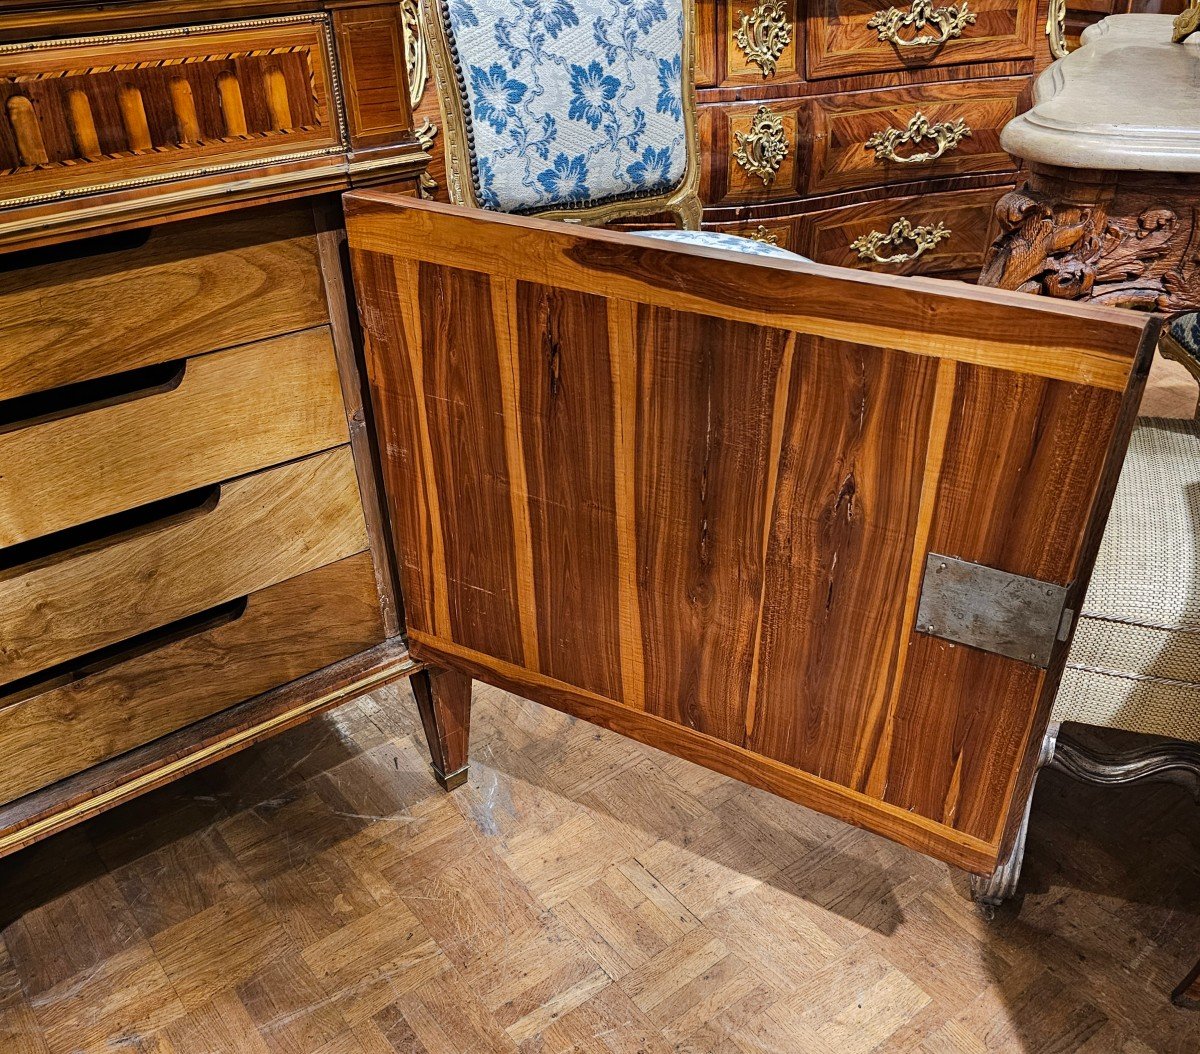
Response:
[345,193,1151,392]
[408,630,1001,874]
[0,641,421,858]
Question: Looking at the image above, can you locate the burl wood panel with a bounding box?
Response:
[0,553,385,807]
[0,203,328,402]
[347,195,1154,872]
[0,328,348,547]
[0,446,368,688]
[0,15,344,207]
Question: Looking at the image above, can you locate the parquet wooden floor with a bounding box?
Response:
[1,680,1197,1054]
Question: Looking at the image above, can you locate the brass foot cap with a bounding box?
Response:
[433,765,469,791]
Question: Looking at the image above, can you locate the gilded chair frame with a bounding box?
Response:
[419,0,703,229]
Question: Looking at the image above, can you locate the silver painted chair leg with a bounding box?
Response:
[1052,731,1200,802]
[972,720,1200,915]
[971,722,1060,917]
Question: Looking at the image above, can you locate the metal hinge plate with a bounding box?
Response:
[915,553,1072,668]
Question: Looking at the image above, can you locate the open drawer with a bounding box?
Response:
[345,193,1158,875]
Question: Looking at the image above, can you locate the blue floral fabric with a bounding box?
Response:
[636,229,809,260]
[443,0,688,213]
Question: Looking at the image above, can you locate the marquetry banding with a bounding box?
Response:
[490,277,543,673]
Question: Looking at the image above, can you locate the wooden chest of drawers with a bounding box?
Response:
[411,0,1052,278]
[0,0,429,856]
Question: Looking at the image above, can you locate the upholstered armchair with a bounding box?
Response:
[420,0,805,259]
[974,312,1200,1005]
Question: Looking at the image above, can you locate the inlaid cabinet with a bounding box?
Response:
[0,0,1173,880]
[0,0,429,857]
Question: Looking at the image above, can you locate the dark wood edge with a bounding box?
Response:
[0,639,423,859]
[991,315,1163,861]
[409,635,1001,875]
[313,197,406,637]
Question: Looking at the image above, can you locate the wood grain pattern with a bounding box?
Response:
[0,553,385,807]
[806,0,1039,80]
[513,283,624,698]
[348,195,1155,872]
[333,4,414,150]
[0,446,368,688]
[746,336,938,782]
[0,203,328,402]
[0,327,348,548]
[632,308,792,741]
[416,263,526,666]
[792,185,1002,279]
[807,79,1024,196]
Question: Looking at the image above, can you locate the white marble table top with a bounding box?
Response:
[1000,14,1200,172]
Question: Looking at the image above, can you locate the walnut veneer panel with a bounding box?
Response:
[0,328,348,547]
[0,15,345,208]
[0,446,368,688]
[347,195,1155,872]
[0,553,384,807]
[0,203,328,402]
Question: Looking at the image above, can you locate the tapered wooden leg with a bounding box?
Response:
[411,666,472,790]
[1173,958,1200,1009]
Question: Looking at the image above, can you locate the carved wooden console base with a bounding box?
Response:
[980,164,1200,311]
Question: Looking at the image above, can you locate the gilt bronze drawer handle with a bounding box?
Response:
[734,0,793,77]
[867,0,977,48]
[850,218,951,264]
[733,105,788,186]
[864,111,972,164]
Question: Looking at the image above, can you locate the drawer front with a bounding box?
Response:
[0,328,349,548]
[708,186,1003,277]
[0,553,385,806]
[0,15,346,209]
[795,186,1002,276]
[0,446,368,687]
[806,0,1038,80]
[808,80,1023,195]
[724,0,804,84]
[701,99,807,205]
[0,203,329,402]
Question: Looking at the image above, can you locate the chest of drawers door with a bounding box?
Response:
[0,0,430,857]
[408,0,1053,277]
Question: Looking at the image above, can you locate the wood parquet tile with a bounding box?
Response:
[1,679,1198,1054]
